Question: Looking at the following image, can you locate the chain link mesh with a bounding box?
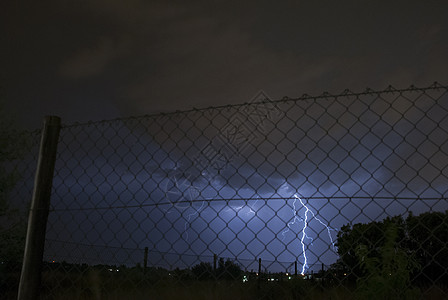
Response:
[4,83,448,299]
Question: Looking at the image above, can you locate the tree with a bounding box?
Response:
[191,258,243,281]
[405,211,448,284]
[336,211,448,286]
[0,103,31,218]
[191,262,213,280]
[217,257,242,280]
[354,223,420,299]
[0,103,32,292]
[336,215,406,280]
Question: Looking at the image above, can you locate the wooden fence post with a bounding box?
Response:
[143,247,148,273]
[213,254,217,273]
[18,116,61,300]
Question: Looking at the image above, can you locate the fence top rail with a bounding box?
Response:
[59,82,448,129]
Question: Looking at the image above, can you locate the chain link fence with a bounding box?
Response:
[4,83,448,299]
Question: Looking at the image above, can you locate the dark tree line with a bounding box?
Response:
[0,104,32,297]
[191,257,242,280]
[335,210,448,285]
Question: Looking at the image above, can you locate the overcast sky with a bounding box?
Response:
[1,0,448,129]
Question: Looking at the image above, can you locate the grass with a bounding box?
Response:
[2,268,447,299]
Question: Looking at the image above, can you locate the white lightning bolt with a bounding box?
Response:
[183,200,206,240]
[299,198,310,274]
[224,196,259,216]
[282,194,337,275]
[163,170,207,241]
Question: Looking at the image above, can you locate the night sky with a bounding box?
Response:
[38,87,448,273]
[1,0,448,129]
[2,1,448,274]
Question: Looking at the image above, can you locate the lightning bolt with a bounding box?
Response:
[224,196,259,216]
[163,170,207,241]
[179,177,206,241]
[298,196,311,274]
[282,194,337,275]
[183,200,206,240]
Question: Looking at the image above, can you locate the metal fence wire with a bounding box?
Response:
[5,83,448,299]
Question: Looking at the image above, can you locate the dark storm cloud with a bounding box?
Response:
[1,0,447,129]
[67,86,445,205]
[59,37,131,79]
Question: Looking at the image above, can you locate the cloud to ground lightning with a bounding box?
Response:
[282,194,337,275]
